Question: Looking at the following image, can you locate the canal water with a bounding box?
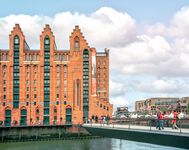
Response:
[0,138,185,150]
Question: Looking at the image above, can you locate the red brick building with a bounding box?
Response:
[0,24,112,126]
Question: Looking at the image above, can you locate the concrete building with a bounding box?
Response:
[0,24,113,126]
[135,97,189,113]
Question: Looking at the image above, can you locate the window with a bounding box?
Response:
[64,72,67,78]
[14,36,19,44]
[34,65,37,71]
[34,94,37,99]
[64,80,67,85]
[26,80,29,85]
[44,37,50,45]
[3,95,6,100]
[74,36,80,50]
[57,73,60,78]
[34,87,36,92]
[26,65,29,70]
[44,109,49,115]
[34,80,37,85]
[14,66,19,70]
[3,87,6,92]
[64,87,67,93]
[44,73,50,76]
[56,94,59,99]
[44,87,50,91]
[56,80,60,87]
[98,80,100,84]
[64,65,67,73]
[14,80,19,84]
[64,100,67,105]
[3,73,6,78]
[36,109,39,114]
[27,94,29,99]
[44,66,50,69]
[27,87,29,92]
[56,66,60,72]
[34,72,37,78]
[44,80,50,84]
[3,65,6,71]
[26,72,29,78]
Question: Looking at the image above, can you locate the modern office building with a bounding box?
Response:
[0,24,113,126]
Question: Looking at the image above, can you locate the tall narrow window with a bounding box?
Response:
[74,36,80,50]
[77,79,81,107]
[5,109,11,127]
[13,35,20,108]
[20,109,27,126]
[3,65,7,71]
[83,49,89,120]
[43,36,50,125]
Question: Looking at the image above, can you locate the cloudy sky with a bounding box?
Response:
[1,0,189,110]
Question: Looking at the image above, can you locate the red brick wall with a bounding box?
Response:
[0,24,112,126]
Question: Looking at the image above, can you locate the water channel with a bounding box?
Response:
[0,138,185,150]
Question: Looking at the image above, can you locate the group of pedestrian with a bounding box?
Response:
[91,115,98,123]
[101,115,110,125]
[156,110,179,130]
[90,114,111,125]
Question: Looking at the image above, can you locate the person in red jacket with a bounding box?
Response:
[172,110,178,129]
[157,111,164,130]
[159,111,164,130]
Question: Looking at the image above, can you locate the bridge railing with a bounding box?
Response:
[86,118,189,133]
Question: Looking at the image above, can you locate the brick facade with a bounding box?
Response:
[0,24,113,126]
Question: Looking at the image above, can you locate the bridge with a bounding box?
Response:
[83,118,189,149]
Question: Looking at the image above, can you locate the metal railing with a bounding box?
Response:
[85,118,189,134]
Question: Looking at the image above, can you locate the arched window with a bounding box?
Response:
[20,109,27,126]
[14,35,19,44]
[74,36,80,50]
[5,108,11,127]
[44,36,50,45]
[54,106,57,113]
[34,65,37,71]
[36,108,39,114]
[66,106,72,125]
[3,65,6,71]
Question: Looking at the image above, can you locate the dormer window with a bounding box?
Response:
[74,36,79,50]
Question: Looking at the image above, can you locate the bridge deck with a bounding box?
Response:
[83,123,189,149]
[83,123,189,137]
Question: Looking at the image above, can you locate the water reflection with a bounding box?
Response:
[0,138,185,150]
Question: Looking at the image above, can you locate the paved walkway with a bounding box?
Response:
[83,123,189,136]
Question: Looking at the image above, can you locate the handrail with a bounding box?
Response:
[84,117,189,133]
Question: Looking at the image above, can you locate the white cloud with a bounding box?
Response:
[1,6,189,111]
[0,7,136,49]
